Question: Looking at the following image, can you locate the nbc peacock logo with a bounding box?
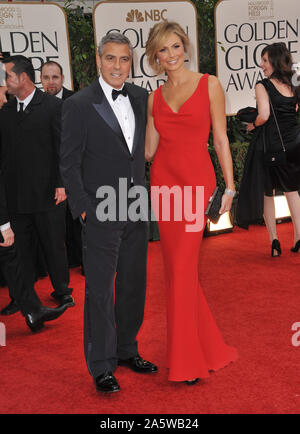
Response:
[126,9,144,22]
[126,8,167,22]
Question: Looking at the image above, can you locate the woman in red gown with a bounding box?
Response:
[145,22,238,384]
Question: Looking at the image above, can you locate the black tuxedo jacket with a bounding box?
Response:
[62,87,74,100]
[60,79,148,220]
[0,88,63,214]
[0,172,9,226]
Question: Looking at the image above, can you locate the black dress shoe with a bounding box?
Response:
[0,300,19,316]
[94,372,120,393]
[118,355,158,373]
[25,304,69,332]
[50,292,75,307]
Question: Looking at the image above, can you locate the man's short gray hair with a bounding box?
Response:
[98,32,133,57]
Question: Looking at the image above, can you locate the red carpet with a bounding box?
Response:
[0,222,300,414]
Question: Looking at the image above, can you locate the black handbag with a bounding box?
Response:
[236,106,258,123]
[205,186,223,224]
[263,86,287,167]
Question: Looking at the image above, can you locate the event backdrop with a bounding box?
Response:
[215,0,300,114]
[0,1,73,89]
[93,0,198,92]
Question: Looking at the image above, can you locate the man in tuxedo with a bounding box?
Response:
[61,33,157,394]
[41,61,82,269]
[0,55,74,315]
[0,172,69,332]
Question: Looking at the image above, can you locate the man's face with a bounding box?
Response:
[5,62,21,96]
[99,42,131,89]
[41,64,64,95]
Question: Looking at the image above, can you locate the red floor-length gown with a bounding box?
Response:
[150,74,238,381]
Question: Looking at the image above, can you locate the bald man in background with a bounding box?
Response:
[41,61,74,100]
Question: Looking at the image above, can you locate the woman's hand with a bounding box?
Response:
[246,122,255,132]
[219,193,234,215]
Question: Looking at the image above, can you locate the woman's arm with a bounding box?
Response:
[247,83,270,131]
[145,92,160,162]
[208,75,235,213]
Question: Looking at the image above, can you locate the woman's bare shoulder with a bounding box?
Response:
[207,74,220,86]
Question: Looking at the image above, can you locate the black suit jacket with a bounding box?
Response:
[62,87,74,101]
[60,80,148,220]
[0,88,63,214]
[0,172,9,226]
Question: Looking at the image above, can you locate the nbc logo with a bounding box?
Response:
[126,8,167,23]
[126,9,144,22]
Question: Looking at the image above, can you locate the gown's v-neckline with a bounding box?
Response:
[160,74,206,114]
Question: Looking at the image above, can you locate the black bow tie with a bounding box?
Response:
[112,87,128,101]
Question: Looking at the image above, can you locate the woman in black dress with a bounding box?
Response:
[242,43,300,256]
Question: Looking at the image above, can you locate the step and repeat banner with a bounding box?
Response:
[2,0,300,112]
[215,0,300,115]
[93,0,198,92]
[0,1,73,89]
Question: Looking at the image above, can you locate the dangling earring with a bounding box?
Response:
[156,57,160,65]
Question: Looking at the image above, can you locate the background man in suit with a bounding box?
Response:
[41,61,82,269]
[0,55,74,315]
[40,61,74,100]
[0,171,69,332]
[61,33,157,394]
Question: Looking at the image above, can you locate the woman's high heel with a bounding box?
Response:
[271,239,281,257]
[291,240,300,253]
[185,378,199,385]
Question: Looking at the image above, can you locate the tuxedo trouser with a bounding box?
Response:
[82,216,149,378]
[0,243,41,315]
[10,202,71,298]
[66,204,82,267]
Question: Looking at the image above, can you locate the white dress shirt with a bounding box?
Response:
[55,88,63,99]
[16,88,36,112]
[0,222,10,232]
[99,75,135,154]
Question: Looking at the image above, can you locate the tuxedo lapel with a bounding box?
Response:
[91,81,128,152]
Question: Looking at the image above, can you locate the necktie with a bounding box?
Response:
[112,87,128,101]
[19,102,24,113]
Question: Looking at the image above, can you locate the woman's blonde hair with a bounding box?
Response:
[145,21,190,74]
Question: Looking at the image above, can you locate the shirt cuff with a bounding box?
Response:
[0,222,11,232]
